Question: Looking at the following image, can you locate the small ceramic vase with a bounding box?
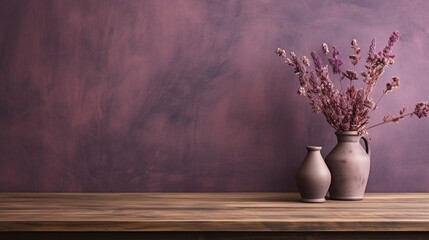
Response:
[296,146,331,203]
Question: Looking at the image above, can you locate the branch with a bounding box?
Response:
[366,112,413,130]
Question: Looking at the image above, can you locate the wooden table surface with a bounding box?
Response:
[1,192,429,232]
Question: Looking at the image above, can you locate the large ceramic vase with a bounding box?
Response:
[296,146,331,203]
[325,131,370,201]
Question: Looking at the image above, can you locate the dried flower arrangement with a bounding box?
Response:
[275,30,429,135]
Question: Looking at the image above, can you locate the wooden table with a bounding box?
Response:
[1,193,429,239]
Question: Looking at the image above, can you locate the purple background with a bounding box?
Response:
[0,0,428,192]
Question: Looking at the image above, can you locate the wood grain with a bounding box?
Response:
[2,232,429,240]
[1,193,429,232]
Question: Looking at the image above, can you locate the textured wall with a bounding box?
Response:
[0,0,428,192]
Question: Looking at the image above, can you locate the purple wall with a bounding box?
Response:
[0,0,428,192]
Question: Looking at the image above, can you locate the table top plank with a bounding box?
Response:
[1,193,429,231]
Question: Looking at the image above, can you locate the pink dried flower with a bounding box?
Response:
[367,38,377,63]
[381,111,403,124]
[384,82,393,93]
[383,30,400,59]
[413,101,429,118]
[285,58,294,66]
[276,48,286,58]
[302,56,310,66]
[343,69,358,81]
[389,31,400,45]
[392,116,401,123]
[349,55,360,65]
[322,43,329,55]
[311,51,323,70]
[349,39,361,65]
[275,30,428,133]
[328,46,343,74]
[383,113,392,122]
[364,99,375,109]
[392,76,400,87]
[383,76,400,94]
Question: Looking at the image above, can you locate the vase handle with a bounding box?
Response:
[361,136,371,157]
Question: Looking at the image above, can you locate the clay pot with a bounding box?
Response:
[325,131,370,201]
[296,146,331,203]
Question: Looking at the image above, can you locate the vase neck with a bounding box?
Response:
[306,146,322,152]
[336,131,361,143]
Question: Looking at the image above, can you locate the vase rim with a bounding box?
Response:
[306,146,322,151]
[335,131,359,136]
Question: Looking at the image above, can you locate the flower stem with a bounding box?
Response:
[366,112,413,130]
[373,92,386,110]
